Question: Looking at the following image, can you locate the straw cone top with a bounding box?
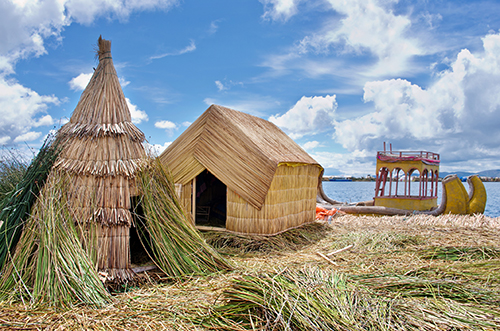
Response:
[160,104,321,209]
[55,36,146,178]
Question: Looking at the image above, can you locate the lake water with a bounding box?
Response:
[322,181,500,218]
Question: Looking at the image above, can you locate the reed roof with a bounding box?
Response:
[159,104,321,210]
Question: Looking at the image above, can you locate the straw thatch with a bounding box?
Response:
[159,105,323,235]
[55,36,146,281]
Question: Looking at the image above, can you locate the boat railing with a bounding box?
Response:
[377,151,440,161]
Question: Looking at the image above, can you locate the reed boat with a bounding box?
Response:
[317,144,487,216]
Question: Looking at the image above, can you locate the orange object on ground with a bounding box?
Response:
[316,206,344,220]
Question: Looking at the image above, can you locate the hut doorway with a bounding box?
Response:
[129,197,153,266]
[195,170,226,228]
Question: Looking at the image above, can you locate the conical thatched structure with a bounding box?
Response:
[55,36,146,281]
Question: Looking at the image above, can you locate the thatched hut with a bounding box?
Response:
[55,37,145,281]
[159,105,323,235]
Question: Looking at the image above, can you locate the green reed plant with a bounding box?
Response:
[0,172,111,308]
[0,137,62,270]
[136,157,232,278]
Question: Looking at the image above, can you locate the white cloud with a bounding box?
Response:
[301,140,320,150]
[149,40,196,60]
[126,98,148,124]
[208,20,221,35]
[311,149,374,177]
[0,0,179,68]
[260,0,300,21]
[69,72,92,91]
[70,72,130,91]
[0,136,10,145]
[0,0,177,146]
[14,131,41,143]
[334,32,500,168]
[155,120,177,133]
[215,80,226,91]
[297,0,422,76]
[203,95,281,117]
[182,121,192,127]
[0,76,59,145]
[260,0,424,81]
[155,120,177,129]
[33,114,54,127]
[144,141,172,155]
[119,76,130,87]
[269,95,337,138]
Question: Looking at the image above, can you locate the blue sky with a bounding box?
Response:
[2,0,500,176]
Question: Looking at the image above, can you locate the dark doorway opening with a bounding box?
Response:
[129,196,153,266]
[195,170,227,228]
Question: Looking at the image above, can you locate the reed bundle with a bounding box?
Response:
[204,221,330,254]
[0,172,111,308]
[0,137,61,270]
[137,158,232,277]
[201,268,500,330]
[201,268,399,330]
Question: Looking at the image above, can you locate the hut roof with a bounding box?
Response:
[159,104,321,210]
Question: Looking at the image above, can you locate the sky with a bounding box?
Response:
[2,0,500,176]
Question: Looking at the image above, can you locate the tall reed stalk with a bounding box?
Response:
[0,148,28,202]
[0,172,111,308]
[0,137,62,270]
[137,157,232,277]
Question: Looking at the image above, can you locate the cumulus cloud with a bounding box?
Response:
[0,0,177,146]
[69,72,130,91]
[155,120,177,130]
[126,98,148,124]
[33,114,54,127]
[311,149,374,176]
[14,131,42,143]
[301,140,320,150]
[0,77,59,145]
[69,73,93,91]
[269,95,337,139]
[297,0,422,76]
[0,0,179,67]
[334,32,500,167]
[155,120,177,135]
[260,0,301,21]
[144,141,172,155]
[261,0,424,81]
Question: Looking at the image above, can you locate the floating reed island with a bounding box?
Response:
[0,36,498,331]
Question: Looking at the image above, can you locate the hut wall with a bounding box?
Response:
[97,224,133,281]
[180,180,194,224]
[226,164,321,235]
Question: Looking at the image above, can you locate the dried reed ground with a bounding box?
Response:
[1,214,500,330]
